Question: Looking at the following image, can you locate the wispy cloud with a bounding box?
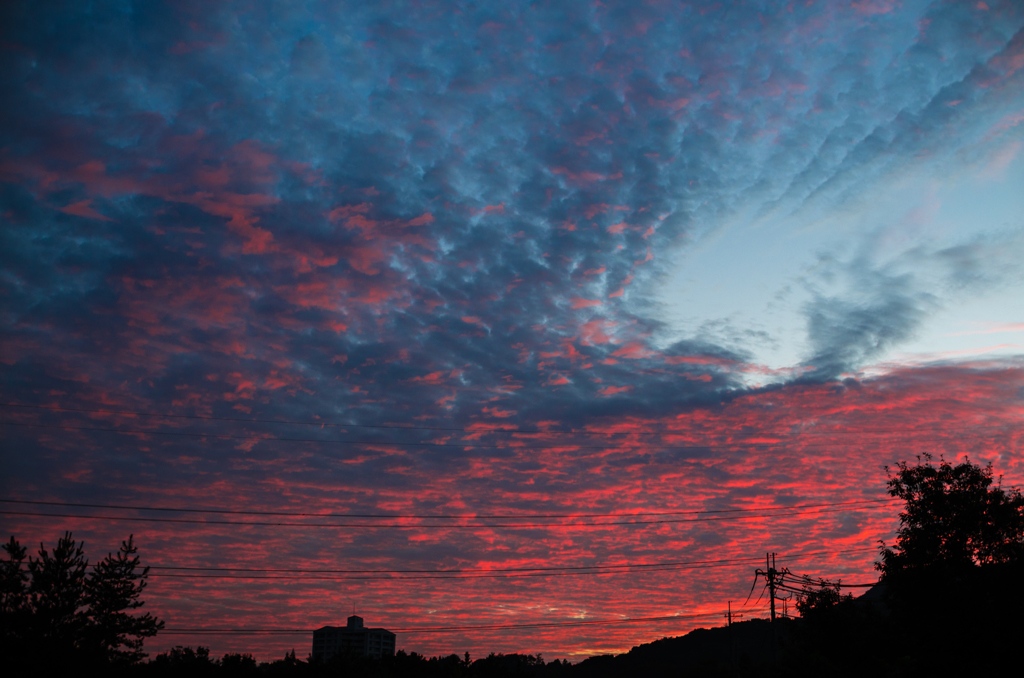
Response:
[947,322,1024,336]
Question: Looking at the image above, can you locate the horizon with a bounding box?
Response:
[2,0,1023,664]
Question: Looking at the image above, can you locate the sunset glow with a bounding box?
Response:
[2,0,1023,663]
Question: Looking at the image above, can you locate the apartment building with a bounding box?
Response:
[312,615,396,661]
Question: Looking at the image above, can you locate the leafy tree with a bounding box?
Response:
[876,454,1024,577]
[795,578,851,620]
[854,456,1024,675]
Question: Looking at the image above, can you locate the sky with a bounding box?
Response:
[2,0,1023,663]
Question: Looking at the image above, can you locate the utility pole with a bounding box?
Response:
[727,601,733,669]
[754,552,789,623]
[747,553,791,662]
[724,600,744,628]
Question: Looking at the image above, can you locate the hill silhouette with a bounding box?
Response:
[573,617,791,677]
[570,563,1023,677]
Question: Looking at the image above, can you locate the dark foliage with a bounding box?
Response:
[83,535,165,664]
[135,648,572,678]
[27,530,90,658]
[221,652,260,677]
[0,536,30,648]
[775,456,1024,677]
[793,579,851,621]
[877,454,1024,576]
[141,645,217,678]
[0,531,163,671]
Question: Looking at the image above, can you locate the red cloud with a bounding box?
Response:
[11,362,1023,661]
[407,212,435,226]
[579,319,616,345]
[327,203,372,221]
[611,342,657,360]
[664,355,737,368]
[59,199,114,222]
[598,385,632,396]
[481,406,517,418]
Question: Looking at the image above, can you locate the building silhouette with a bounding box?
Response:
[312,615,396,661]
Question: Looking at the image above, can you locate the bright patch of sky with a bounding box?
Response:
[656,135,1024,384]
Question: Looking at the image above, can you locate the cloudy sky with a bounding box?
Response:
[2,0,1023,662]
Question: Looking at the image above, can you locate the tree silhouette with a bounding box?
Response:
[147,645,219,678]
[82,535,165,664]
[27,531,89,658]
[864,456,1024,674]
[1,536,30,652]
[794,578,851,620]
[1,531,162,668]
[876,454,1024,577]
[220,651,258,676]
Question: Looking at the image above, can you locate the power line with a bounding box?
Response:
[160,609,767,635]
[9,546,880,581]
[3,420,992,453]
[748,568,883,605]
[0,497,897,520]
[0,419,888,450]
[141,547,880,580]
[4,421,632,451]
[2,401,1000,438]
[9,548,869,574]
[780,571,878,588]
[0,502,896,529]
[0,402,544,434]
[0,419,790,450]
[148,569,724,585]
[143,546,880,575]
